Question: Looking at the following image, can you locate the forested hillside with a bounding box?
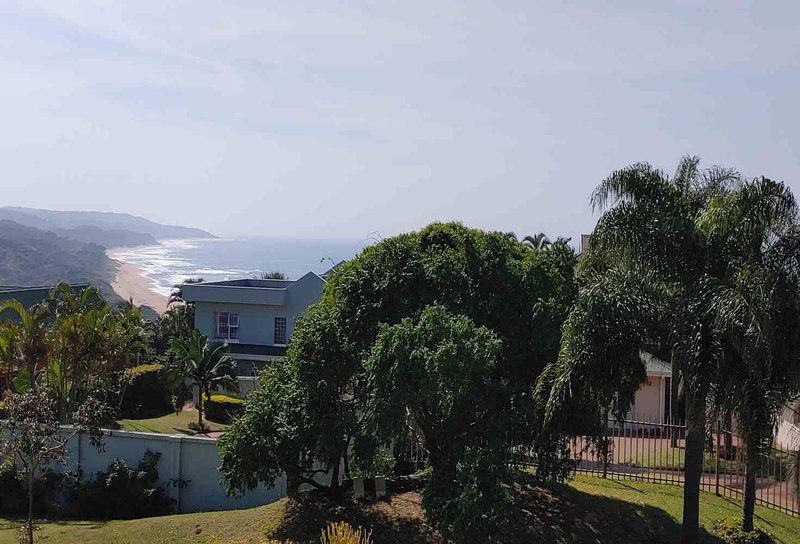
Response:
[0,220,120,302]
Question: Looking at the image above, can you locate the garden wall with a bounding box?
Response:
[60,429,286,513]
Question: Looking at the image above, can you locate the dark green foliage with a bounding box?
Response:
[0,465,62,516]
[220,357,309,495]
[367,305,510,541]
[119,364,171,418]
[204,393,244,423]
[68,450,175,519]
[713,518,775,544]
[220,303,355,496]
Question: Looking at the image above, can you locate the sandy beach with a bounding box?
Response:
[108,250,169,314]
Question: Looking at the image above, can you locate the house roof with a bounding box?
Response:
[641,351,671,376]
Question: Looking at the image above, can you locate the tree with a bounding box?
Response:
[47,283,149,422]
[522,232,551,250]
[366,304,508,539]
[220,222,579,535]
[168,330,237,429]
[167,277,203,307]
[537,157,740,544]
[254,271,286,279]
[0,300,50,390]
[1,387,108,544]
[698,177,800,531]
[220,303,357,496]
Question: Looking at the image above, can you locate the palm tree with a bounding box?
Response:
[168,277,204,307]
[254,271,286,279]
[522,232,551,250]
[0,300,51,389]
[168,330,238,429]
[538,156,740,544]
[698,177,800,531]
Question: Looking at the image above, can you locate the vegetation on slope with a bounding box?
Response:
[1,475,798,544]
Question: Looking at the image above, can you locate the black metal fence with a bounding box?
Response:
[568,417,800,517]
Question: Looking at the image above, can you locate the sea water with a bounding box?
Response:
[109,237,367,296]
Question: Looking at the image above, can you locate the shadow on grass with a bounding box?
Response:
[270,472,724,544]
[507,472,723,544]
[272,490,441,544]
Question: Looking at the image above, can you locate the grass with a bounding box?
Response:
[619,445,739,473]
[117,410,228,435]
[1,475,798,543]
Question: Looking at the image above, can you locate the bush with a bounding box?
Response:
[205,394,244,423]
[713,518,775,544]
[120,364,172,418]
[68,450,176,519]
[0,465,63,516]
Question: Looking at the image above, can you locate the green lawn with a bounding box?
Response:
[117,411,228,435]
[1,475,798,543]
[618,444,739,473]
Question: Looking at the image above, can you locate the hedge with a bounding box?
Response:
[204,394,244,423]
[119,364,172,418]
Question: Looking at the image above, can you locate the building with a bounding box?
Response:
[628,352,673,423]
[0,283,89,321]
[181,272,325,376]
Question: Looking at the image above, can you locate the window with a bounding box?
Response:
[214,312,239,341]
[274,317,287,345]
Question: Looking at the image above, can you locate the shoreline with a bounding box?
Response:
[107,247,169,314]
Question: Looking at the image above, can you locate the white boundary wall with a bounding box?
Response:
[59,429,286,513]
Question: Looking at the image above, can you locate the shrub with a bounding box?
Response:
[120,364,172,418]
[321,522,372,544]
[68,450,176,519]
[712,518,775,544]
[205,393,244,423]
[351,444,396,478]
[0,465,62,516]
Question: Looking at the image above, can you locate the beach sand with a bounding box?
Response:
[108,251,169,314]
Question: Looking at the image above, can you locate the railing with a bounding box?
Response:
[567,417,800,517]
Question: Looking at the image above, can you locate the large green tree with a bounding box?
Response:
[538,157,742,544]
[220,222,578,527]
[366,304,508,539]
[698,177,800,530]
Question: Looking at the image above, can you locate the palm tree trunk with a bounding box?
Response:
[723,411,733,454]
[682,394,706,544]
[670,365,681,447]
[197,387,204,430]
[742,435,759,532]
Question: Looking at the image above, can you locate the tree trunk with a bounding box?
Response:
[681,395,706,544]
[26,468,34,544]
[671,365,680,448]
[723,411,733,455]
[329,456,341,499]
[197,387,204,430]
[742,439,759,532]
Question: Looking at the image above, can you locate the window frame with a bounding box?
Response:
[274,316,287,346]
[214,311,240,342]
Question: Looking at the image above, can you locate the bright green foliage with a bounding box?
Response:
[366,304,509,539]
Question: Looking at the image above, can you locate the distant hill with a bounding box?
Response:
[0,207,214,241]
[0,220,121,304]
[51,226,157,249]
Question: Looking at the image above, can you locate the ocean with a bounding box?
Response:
[109,237,368,296]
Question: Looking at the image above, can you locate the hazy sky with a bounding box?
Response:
[1,1,798,240]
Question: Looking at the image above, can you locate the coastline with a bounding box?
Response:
[107,248,169,314]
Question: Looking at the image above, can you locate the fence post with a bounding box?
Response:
[715,419,721,496]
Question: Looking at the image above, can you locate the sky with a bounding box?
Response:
[1,1,798,241]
